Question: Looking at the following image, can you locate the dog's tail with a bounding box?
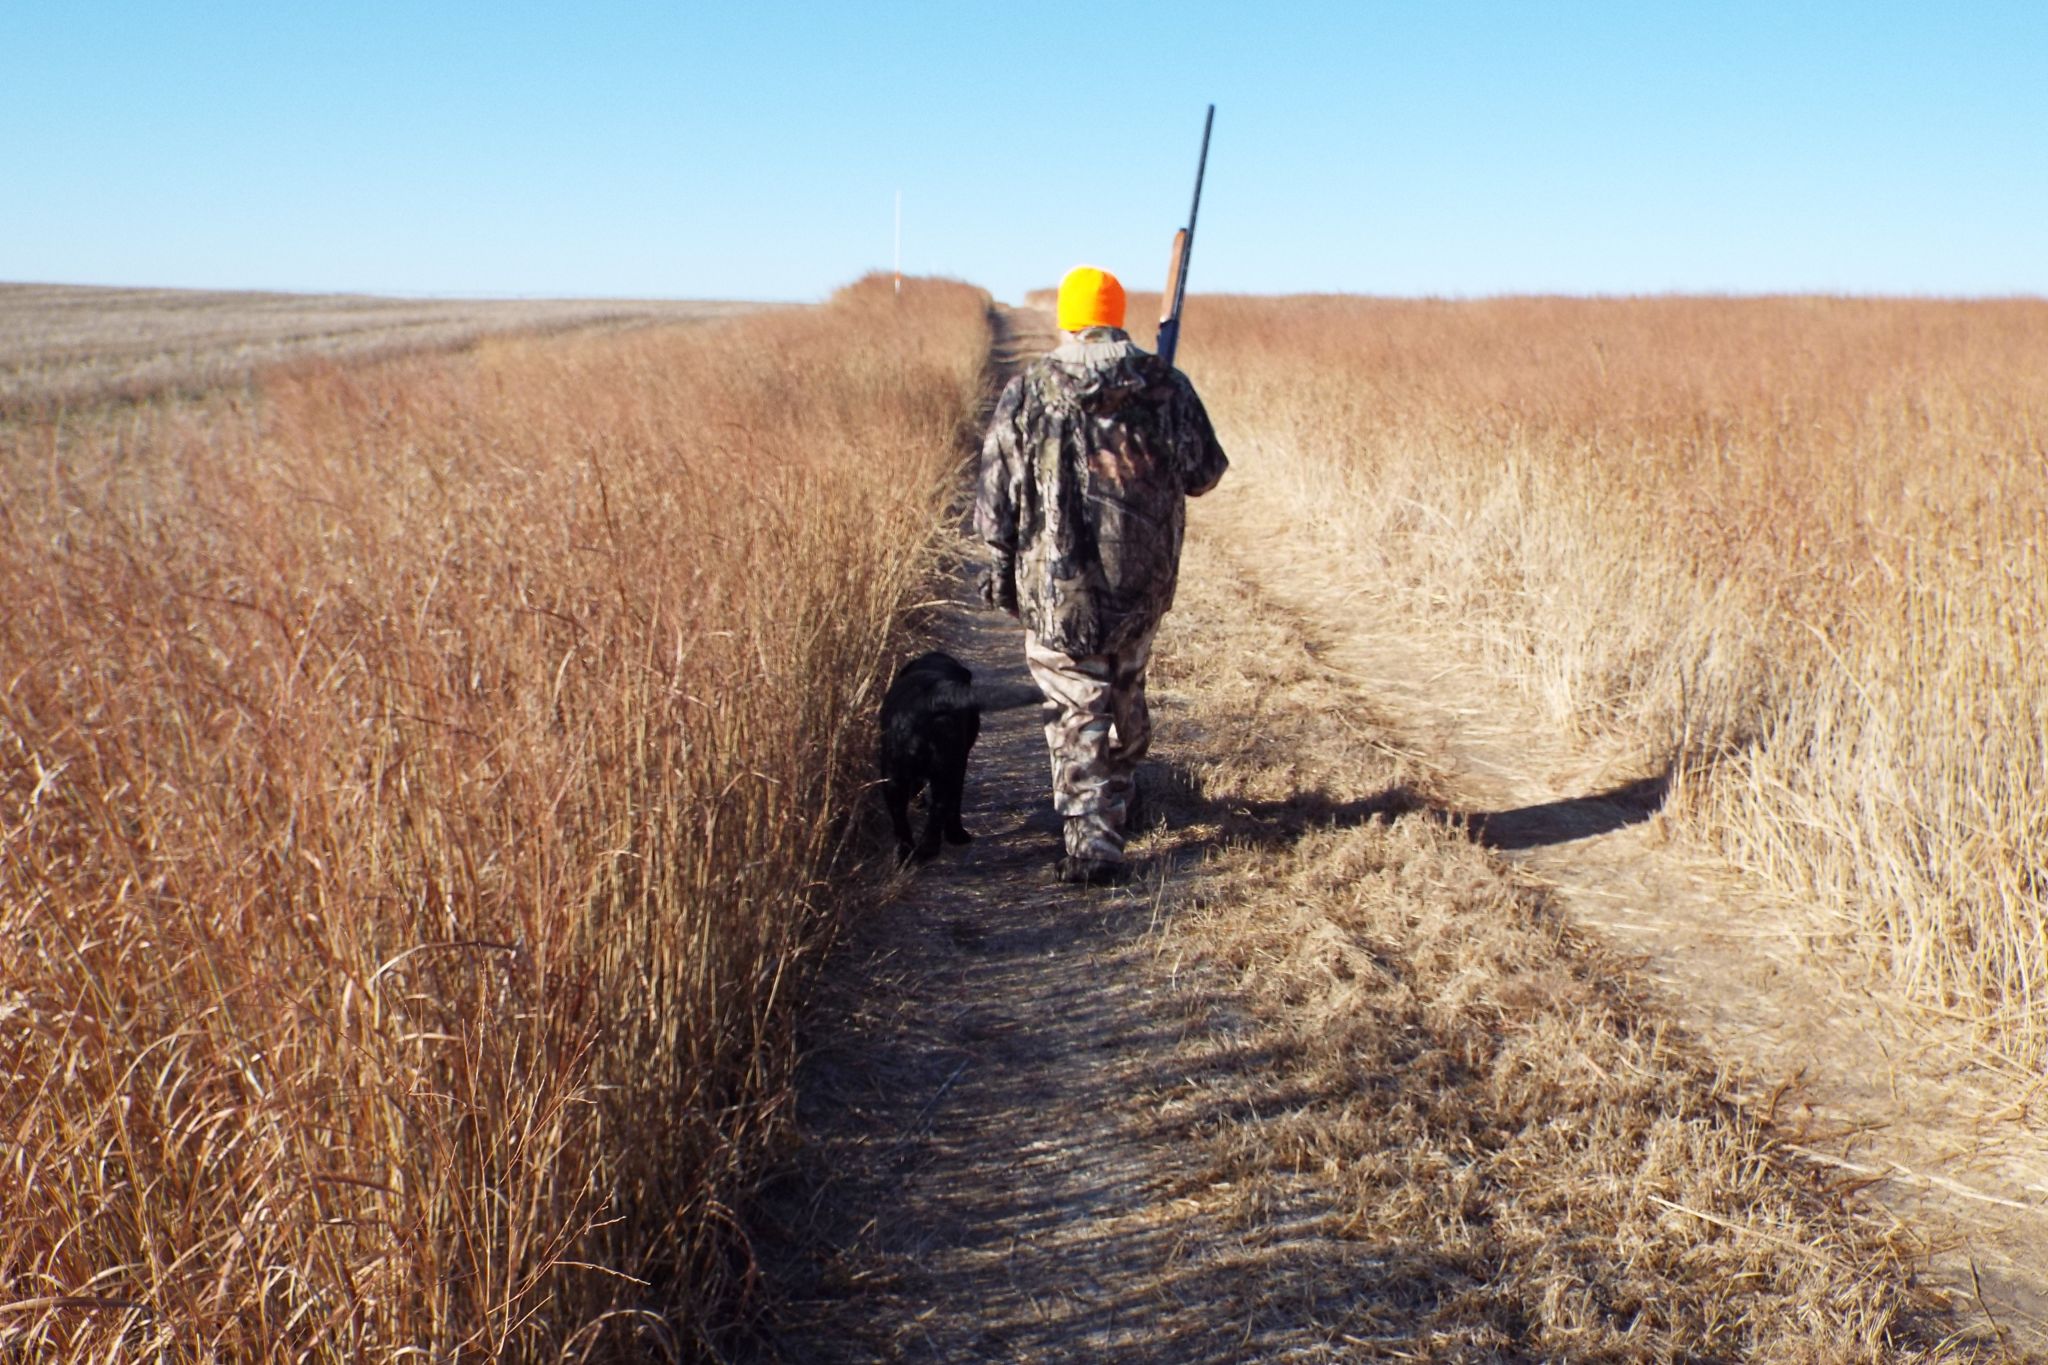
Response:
[969,681,1046,714]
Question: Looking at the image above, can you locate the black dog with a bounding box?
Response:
[877,650,1042,863]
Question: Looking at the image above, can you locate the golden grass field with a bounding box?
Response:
[5,278,2042,1359]
[1,276,989,1359]
[1158,293,2048,1072]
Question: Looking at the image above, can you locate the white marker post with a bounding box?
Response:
[893,189,902,297]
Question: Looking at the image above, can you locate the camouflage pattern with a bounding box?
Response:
[1025,626,1155,864]
[976,326,1228,658]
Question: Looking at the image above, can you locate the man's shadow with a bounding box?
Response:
[1143,764,1669,855]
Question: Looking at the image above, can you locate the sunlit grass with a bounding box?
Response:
[0,275,990,1359]
[1166,292,2048,1068]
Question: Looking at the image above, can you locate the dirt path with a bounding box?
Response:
[1196,455,2048,1354]
[749,307,2004,1361]
[754,307,1380,1359]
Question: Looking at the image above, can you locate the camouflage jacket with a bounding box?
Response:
[976,326,1228,656]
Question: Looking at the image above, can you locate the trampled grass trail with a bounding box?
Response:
[751,308,2002,1361]
[1196,463,2048,1353]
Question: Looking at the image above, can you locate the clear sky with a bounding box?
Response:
[5,2,2043,302]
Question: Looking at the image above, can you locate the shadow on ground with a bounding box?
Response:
[1145,762,1668,857]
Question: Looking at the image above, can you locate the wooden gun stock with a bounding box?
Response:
[1161,229,1188,326]
[1156,105,1213,369]
[1157,229,1189,363]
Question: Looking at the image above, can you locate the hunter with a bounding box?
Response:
[976,265,1229,885]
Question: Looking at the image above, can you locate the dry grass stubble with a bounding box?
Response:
[0,281,761,418]
[1123,531,1982,1360]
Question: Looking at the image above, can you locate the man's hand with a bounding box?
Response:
[978,559,1019,617]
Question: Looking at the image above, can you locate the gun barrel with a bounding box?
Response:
[1183,104,1214,250]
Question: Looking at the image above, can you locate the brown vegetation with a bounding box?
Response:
[1154,293,2048,1072]
[1141,545,1975,1358]
[0,275,989,1359]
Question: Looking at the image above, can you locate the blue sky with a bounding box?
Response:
[4,2,2042,301]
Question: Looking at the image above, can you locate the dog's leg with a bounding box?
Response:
[935,761,972,846]
[901,771,944,863]
[913,801,945,862]
[884,775,918,863]
[943,710,980,846]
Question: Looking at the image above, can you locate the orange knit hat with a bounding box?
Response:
[1056,265,1126,332]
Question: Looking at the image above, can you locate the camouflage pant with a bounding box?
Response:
[1024,628,1156,863]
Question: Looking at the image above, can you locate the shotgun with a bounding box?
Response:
[1155,104,1214,370]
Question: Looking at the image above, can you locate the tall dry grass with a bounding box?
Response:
[0,275,989,1359]
[1164,294,2048,1068]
